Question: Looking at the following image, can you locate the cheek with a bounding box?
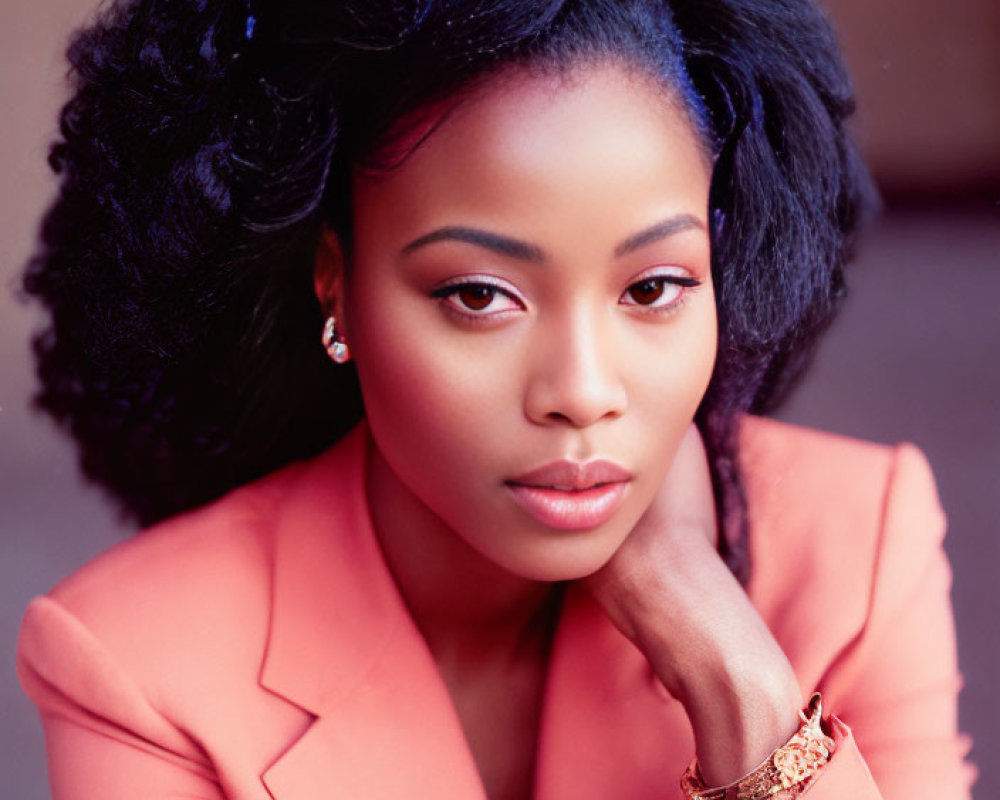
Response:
[626,295,718,478]
[634,295,717,412]
[345,277,514,476]
[350,299,442,436]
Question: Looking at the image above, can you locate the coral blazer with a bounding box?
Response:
[17,418,975,800]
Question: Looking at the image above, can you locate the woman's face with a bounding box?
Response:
[327,62,717,582]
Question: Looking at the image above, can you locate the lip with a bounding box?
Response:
[505,459,632,530]
[507,459,632,491]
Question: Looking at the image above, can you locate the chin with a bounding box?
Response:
[492,530,626,583]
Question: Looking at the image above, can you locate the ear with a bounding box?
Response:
[313,226,349,336]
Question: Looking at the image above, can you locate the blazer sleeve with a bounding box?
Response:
[17,595,226,800]
[803,443,976,800]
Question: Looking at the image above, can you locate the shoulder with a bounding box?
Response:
[17,426,373,772]
[17,451,314,714]
[738,416,948,684]
[50,455,305,621]
[739,414,944,548]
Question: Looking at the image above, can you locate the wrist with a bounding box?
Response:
[681,693,837,800]
[681,667,803,786]
[625,586,803,784]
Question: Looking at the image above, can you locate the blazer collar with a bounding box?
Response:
[259,422,402,714]
[258,421,693,800]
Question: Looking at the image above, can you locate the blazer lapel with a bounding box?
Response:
[258,423,488,800]
[256,421,694,800]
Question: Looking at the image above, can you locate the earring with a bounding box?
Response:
[321,316,351,364]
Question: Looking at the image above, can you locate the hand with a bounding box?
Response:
[584,423,718,648]
[584,424,803,785]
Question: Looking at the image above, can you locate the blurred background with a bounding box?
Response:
[2,0,997,798]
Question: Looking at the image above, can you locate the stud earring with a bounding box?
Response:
[321,316,351,364]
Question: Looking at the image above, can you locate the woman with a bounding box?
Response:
[17,0,974,798]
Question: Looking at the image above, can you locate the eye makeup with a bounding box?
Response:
[619,267,701,313]
[430,275,526,322]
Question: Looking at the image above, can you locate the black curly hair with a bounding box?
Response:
[23,0,874,582]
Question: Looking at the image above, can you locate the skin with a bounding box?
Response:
[314,62,802,800]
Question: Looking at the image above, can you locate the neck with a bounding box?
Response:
[365,440,561,665]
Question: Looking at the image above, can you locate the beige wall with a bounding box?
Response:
[3,0,96,424]
[825,0,1000,194]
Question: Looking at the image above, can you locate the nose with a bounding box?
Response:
[523,307,628,428]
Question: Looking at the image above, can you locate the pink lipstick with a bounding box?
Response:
[505,459,631,530]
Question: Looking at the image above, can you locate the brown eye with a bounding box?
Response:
[627,278,666,305]
[432,280,523,317]
[620,271,698,310]
[457,284,496,311]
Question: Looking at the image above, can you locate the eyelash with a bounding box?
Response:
[431,270,701,321]
[431,277,524,321]
[619,272,701,312]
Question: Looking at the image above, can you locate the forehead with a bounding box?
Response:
[352,62,712,242]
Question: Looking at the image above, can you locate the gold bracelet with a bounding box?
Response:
[680,693,836,800]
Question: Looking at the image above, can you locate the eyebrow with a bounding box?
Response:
[400,213,705,262]
[613,214,705,258]
[401,227,544,262]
